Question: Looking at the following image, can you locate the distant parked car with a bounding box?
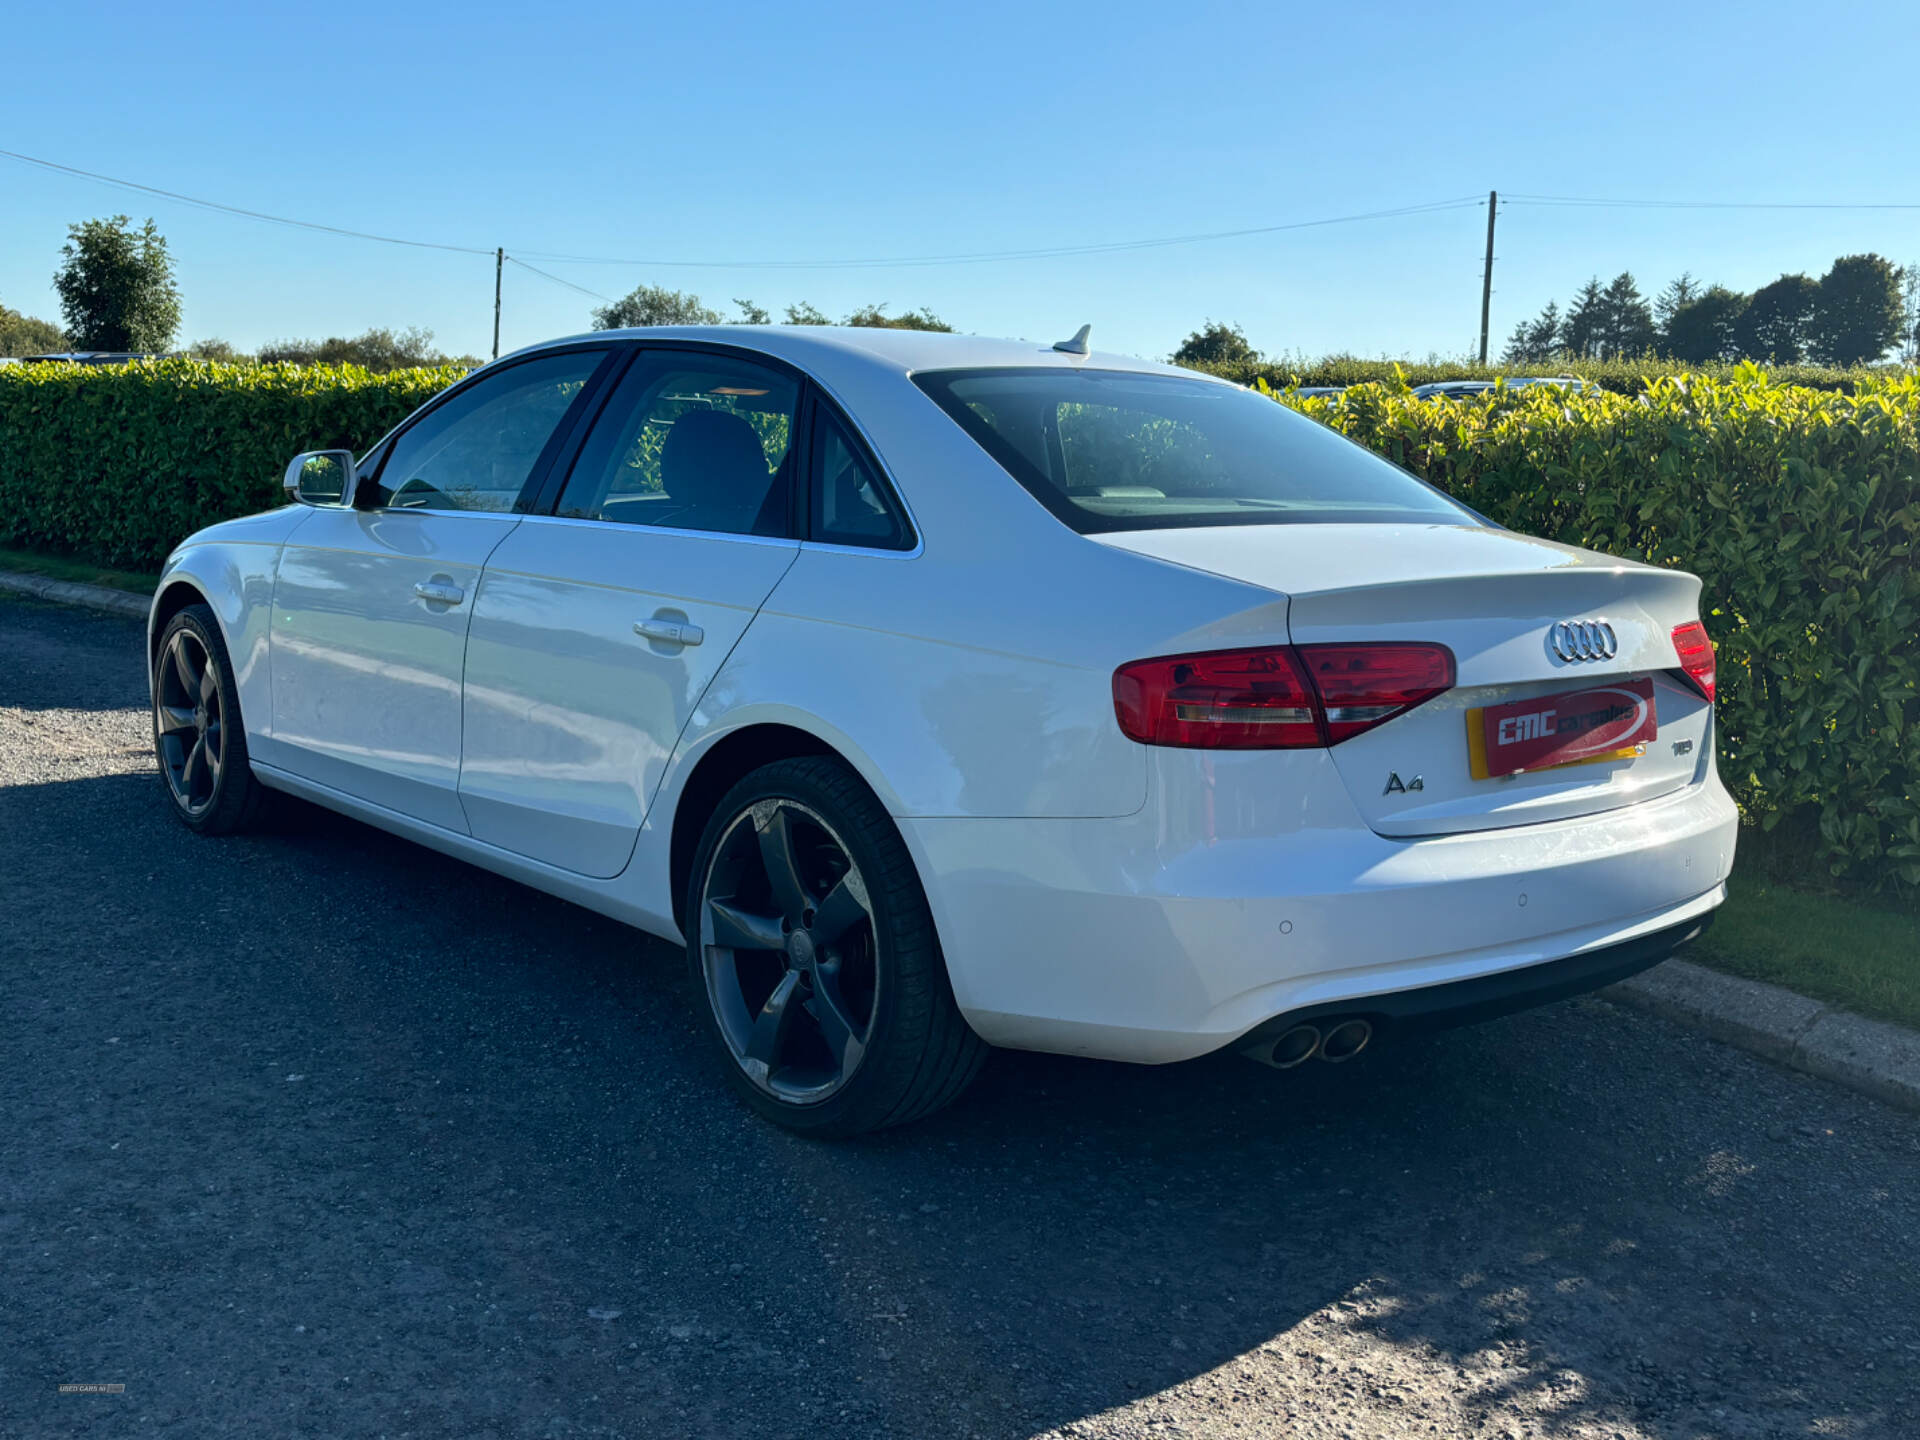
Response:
[1290,386,1347,402]
[149,325,1734,1134]
[1413,376,1592,401]
[1410,380,1495,400]
[1508,375,1589,394]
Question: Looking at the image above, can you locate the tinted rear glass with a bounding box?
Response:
[912,367,1474,533]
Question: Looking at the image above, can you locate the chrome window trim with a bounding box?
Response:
[493,510,927,564]
[505,510,803,552]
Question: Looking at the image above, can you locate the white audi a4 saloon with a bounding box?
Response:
[149,326,1737,1134]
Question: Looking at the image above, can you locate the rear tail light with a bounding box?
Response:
[1113,642,1454,749]
[1298,643,1458,743]
[1112,646,1322,749]
[1670,621,1716,701]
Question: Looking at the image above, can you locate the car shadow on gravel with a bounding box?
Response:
[0,593,153,714]
[6,772,1918,1438]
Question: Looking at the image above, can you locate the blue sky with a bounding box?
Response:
[4,1,1915,362]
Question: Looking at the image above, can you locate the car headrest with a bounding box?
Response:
[659,409,769,511]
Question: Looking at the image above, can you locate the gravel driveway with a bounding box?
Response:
[2,591,1916,1439]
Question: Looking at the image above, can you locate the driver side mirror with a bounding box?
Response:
[283,450,358,506]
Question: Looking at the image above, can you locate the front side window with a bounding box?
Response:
[556,354,800,537]
[913,367,1475,533]
[374,351,605,512]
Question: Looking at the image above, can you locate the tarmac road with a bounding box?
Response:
[2,591,1917,1439]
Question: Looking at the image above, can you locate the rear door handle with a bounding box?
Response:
[634,617,704,647]
[414,580,466,606]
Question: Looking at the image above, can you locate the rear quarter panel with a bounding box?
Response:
[685,525,1298,821]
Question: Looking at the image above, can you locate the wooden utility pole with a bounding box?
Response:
[492,248,504,360]
[1477,191,1497,364]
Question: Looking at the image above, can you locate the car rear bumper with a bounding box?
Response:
[1232,910,1711,1053]
[900,756,1739,1064]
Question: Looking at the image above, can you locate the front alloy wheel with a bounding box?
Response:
[154,627,226,816]
[686,757,987,1136]
[151,603,268,835]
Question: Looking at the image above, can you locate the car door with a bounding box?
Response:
[268,348,611,830]
[457,348,805,877]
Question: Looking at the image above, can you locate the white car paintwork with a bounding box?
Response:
[150,504,309,748]
[1097,523,1712,834]
[152,325,1737,1067]
[904,755,1733,1061]
[268,506,521,832]
[458,516,799,876]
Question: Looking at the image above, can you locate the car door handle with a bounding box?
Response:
[413,580,466,606]
[634,617,704,647]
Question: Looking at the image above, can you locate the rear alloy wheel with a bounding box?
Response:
[152,604,268,834]
[687,757,986,1136]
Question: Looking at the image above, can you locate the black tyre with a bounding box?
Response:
[151,603,269,835]
[685,756,987,1136]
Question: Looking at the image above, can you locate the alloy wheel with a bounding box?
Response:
[698,798,879,1104]
[154,629,225,816]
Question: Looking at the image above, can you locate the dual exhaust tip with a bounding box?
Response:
[1247,1017,1373,1069]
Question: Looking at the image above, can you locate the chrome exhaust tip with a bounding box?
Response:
[1257,1023,1322,1070]
[1318,1018,1373,1064]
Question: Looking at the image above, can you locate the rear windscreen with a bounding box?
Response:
[912,367,1475,533]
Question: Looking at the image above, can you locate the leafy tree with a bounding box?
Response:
[1810,253,1904,365]
[187,337,247,362]
[582,294,953,330]
[0,302,67,357]
[1654,272,1702,333]
[844,303,952,332]
[1734,274,1820,362]
[1559,278,1607,358]
[1557,273,1656,359]
[591,284,721,330]
[1901,262,1920,364]
[1599,273,1656,357]
[52,215,181,351]
[1502,301,1562,363]
[259,326,473,372]
[1662,286,1747,363]
[1171,320,1257,368]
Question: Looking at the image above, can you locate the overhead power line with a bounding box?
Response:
[506,197,1491,271]
[0,147,495,255]
[0,148,1485,272]
[1507,192,1920,212]
[11,144,1914,359]
[505,256,612,303]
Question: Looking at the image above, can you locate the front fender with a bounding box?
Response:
[149,506,312,742]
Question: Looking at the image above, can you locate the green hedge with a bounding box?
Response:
[1,358,1915,890]
[1267,366,1920,890]
[1188,353,1903,395]
[0,358,466,570]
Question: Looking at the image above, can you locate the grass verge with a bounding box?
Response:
[0,545,160,596]
[1688,875,1920,1032]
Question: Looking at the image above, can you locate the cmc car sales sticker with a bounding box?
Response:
[1467,678,1657,779]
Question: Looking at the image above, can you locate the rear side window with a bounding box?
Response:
[375,351,604,512]
[809,408,909,550]
[913,367,1474,533]
[556,353,800,537]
